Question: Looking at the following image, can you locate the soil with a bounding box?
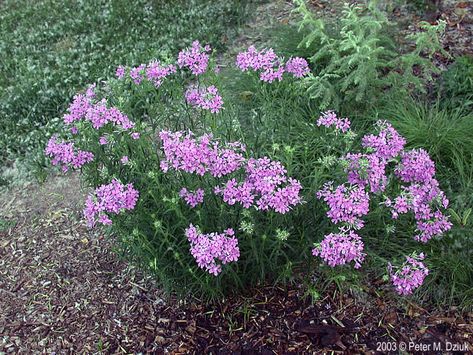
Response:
[1,1,473,353]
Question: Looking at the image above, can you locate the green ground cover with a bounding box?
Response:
[0,0,248,181]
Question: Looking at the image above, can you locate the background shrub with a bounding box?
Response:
[438,55,473,111]
[292,0,447,113]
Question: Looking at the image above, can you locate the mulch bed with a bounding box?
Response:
[1,175,472,353]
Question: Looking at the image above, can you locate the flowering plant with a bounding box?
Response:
[44,40,454,299]
[314,112,452,295]
[44,42,313,297]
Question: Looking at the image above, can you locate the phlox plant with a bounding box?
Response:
[45,41,316,298]
[45,40,454,300]
[312,113,452,296]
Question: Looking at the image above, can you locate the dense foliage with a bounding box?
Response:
[293,0,447,111]
[439,55,473,111]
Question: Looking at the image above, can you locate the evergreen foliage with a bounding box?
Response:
[293,0,447,111]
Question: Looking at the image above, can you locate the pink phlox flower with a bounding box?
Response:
[84,99,135,130]
[316,111,351,133]
[63,88,134,130]
[179,188,205,208]
[216,179,256,208]
[260,65,285,83]
[45,135,94,171]
[345,153,388,193]
[159,131,302,214]
[116,65,126,79]
[415,210,452,243]
[85,83,96,99]
[361,120,406,159]
[145,61,176,87]
[316,182,369,229]
[312,228,366,269]
[83,179,139,227]
[185,224,239,276]
[235,46,285,83]
[64,93,93,124]
[389,179,452,241]
[388,253,429,295]
[395,148,435,184]
[215,158,303,214]
[245,157,287,194]
[285,57,310,78]
[159,130,245,177]
[130,64,146,84]
[177,40,211,75]
[185,85,224,113]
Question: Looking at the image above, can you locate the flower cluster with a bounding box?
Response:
[315,118,406,269]
[63,86,134,130]
[177,40,211,75]
[395,148,435,184]
[316,113,451,294]
[179,188,205,208]
[235,46,309,82]
[345,153,388,193]
[415,210,452,243]
[215,157,303,214]
[378,148,452,242]
[45,136,94,172]
[361,121,406,160]
[388,253,429,295]
[159,131,303,214]
[117,61,176,87]
[116,65,126,79]
[316,182,370,229]
[386,178,451,243]
[63,93,91,125]
[236,46,279,72]
[312,228,366,269]
[316,111,351,133]
[185,85,223,113]
[83,179,139,227]
[285,57,310,78]
[146,61,177,87]
[246,158,302,213]
[341,120,407,196]
[185,224,240,276]
[159,130,245,177]
[341,120,451,244]
[130,64,146,85]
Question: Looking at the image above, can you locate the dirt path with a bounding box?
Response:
[1,1,472,353]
